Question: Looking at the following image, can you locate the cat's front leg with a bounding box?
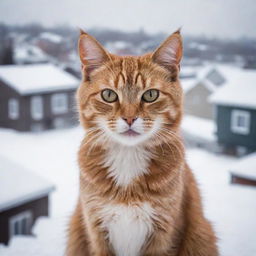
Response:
[86,220,114,256]
[143,230,177,256]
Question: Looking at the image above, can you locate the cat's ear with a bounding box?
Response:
[152,29,183,71]
[78,30,111,80]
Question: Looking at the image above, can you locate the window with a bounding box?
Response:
[31,96,43,120]
[231,110,251,135]
[51,93,68,114]
[9,211,33,238]
[8,98,19,120]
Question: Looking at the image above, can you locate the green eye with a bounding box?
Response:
[101,89,118,103]
[142,89,159,103]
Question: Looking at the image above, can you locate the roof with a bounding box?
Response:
[39,32,63,44]
[230,153,256,181]
[181,115,216,142]
[0,64,79,95]
[0,155,55,213]
[179,66,198,79]
[210,68,256,109]
[181,78,197,93]
[180,65,223,94]
[14,45,49,64]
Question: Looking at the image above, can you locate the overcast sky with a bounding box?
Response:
[0,0,255,39]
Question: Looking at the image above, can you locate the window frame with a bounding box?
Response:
[231,109,251,135]
[51,93,68,114]
[9,210,33,238]
[8,98,19,120]
[31,95,44,120]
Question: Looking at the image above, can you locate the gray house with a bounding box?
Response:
[0,64,79,131]
[0,155,55,245]
[181,65,226,119]
[210,69,256,153]
[181,65,243,120]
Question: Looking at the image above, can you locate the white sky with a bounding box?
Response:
[0,0,255,39]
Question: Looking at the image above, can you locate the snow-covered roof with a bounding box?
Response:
[14,45,49,64]
[0,64,79,95]
[230,153,256,181]
[181,115,216,142]
[179,66,198,78]
[210,69,256,109]
[0,155,55,212]
[181,78,197,93]
[180,65,223,94]
[39,32,63,44]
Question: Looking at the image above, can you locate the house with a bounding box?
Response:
[14,44,50,65]
[0,64,79,131]
[210,69,256,153]
[230,153,256,187]
[0,155,55,245]
[181,65,227,120]
[35,32,66,59]
[181,65,245,120]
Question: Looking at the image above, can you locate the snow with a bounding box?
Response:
[210,68,256,109]
[180,64,253,96]
[14,45,49,64]
[230,153,256,180]
[0,217,66,256]
[39,32,63,44]
[180,65,225,94]
[0,64,79,95]
[0,155,55,212]
[182,114,216,142]
[186,149,256,256]
[0,127,255,256]
[179,66,198,78]
[180,78,197,93]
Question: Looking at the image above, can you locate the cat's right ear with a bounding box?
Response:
[152,29,183,71]
[78,30,111,81]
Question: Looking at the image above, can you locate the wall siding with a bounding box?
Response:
[184,82,214,120]
[26,89,78,130]
[0,79,78,131]
[216,105,256,150]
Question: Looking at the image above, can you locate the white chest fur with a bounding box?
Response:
[103,144,151,186]
[100,203,155,256]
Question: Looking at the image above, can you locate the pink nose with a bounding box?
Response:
[122,117,137,126]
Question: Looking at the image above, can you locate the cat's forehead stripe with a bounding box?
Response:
[112,58,147,89]
[115,72,126,89]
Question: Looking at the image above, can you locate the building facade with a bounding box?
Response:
[0,64,79,131]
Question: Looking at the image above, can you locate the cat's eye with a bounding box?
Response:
[142,89,159,103]
[101,89,118,103]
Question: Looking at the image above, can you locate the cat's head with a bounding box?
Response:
[77,30,183,147]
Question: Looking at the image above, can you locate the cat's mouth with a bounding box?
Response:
[120,129,141,137]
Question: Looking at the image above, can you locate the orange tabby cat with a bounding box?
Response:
[66,30,218,256]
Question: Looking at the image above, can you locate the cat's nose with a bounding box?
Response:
[122,117,137,126]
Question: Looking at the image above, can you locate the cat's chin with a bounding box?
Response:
[110,132,149,147]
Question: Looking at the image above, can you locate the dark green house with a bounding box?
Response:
[210,70,256,154]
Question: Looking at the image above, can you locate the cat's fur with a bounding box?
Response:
[66,30,218,256]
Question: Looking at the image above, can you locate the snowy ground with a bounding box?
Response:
[0,126,256,256]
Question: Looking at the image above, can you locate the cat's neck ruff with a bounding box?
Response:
[102,143,152,187]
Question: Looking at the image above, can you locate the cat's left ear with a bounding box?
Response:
[152,29,183,71]
[78,30,111,80]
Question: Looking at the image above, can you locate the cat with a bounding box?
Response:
[66,29,218,256]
